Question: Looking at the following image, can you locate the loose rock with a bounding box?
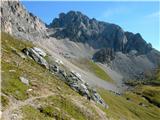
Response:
[19,77,29,86]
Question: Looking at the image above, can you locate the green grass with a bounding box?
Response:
[88,60,114,83]
[132,67,160,107]
[71,58,114,83]
[2,60,29,100]
[21,105,52,120]
[1,32,33,52]
[134,85,160,107]
[39,96,84,120]
[21,95,101,120]
[152,67,160,84]
[98,88,160,120]
[36,95,97,120]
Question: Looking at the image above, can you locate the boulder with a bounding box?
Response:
[70,71,81,81]
[55,59,63,65]
[33,47,46,57]
[49,64,59,73]
[59,69,67,77]
[22,48,49,69]
[92,92,108,108]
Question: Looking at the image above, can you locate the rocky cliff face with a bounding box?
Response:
[1,0,48,41]
[124,32,152,54]
[93,48,115,63]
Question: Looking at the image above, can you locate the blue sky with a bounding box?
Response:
[22,1,160,51]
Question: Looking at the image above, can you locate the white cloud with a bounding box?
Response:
[146,11,160,18]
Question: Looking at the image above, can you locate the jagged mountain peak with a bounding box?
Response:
[49,10,92,29]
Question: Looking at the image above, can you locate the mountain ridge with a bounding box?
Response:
[48,11,153,55]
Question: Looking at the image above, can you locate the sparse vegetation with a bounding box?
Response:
[124,79,143,86]
[88,60,114,83]
[71,59,114,83]
[1,95,9,110]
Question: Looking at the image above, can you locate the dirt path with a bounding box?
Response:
[2,93,55,120]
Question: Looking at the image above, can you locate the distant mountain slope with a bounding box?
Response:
[49,11,160,80]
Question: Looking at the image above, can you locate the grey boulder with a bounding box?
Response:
[22,47,49,69]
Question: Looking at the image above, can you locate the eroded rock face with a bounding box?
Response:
[1,0,48,41]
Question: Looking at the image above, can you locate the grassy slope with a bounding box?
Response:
[98,69,160,120]
[98,88,160,120]
[132,67,160,107]
[1,32,104,120]
[134,85,160,107]
[153,67,160,83]
[71,59,114,83]
[97,67,160,120]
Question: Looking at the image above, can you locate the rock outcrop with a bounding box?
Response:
[93,48,115,63]
[1,0,48,41]
[49,64,108,108]
[22,47,49,69]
